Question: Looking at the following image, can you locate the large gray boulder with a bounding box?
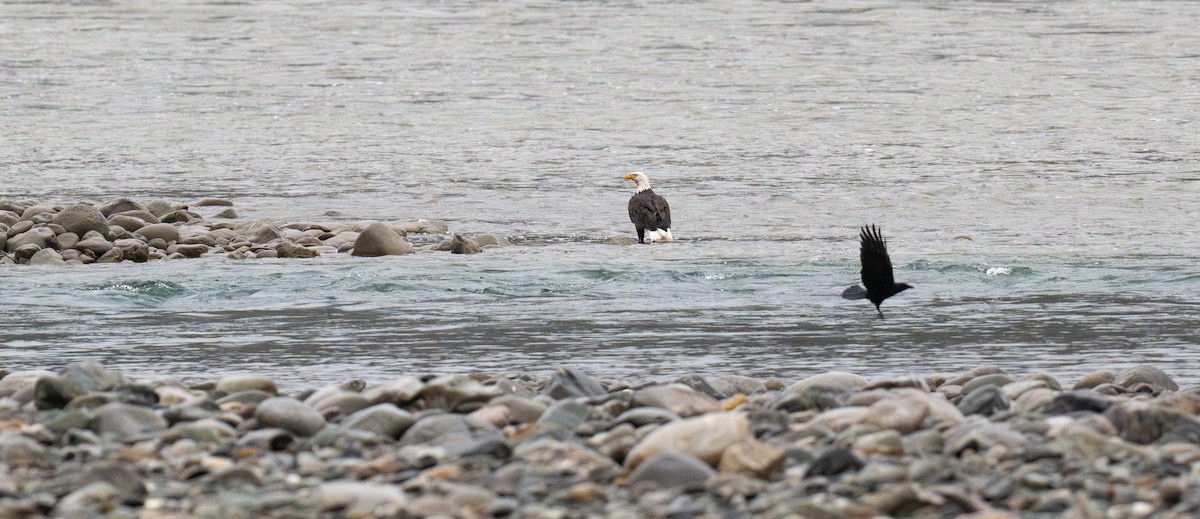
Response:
[52,204,109,237]
[351,222,414,257]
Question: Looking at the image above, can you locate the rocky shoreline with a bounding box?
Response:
[0,362,1196,517]
[0,198,508,266]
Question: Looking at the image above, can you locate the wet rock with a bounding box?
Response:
[255,397,327,436]
[632,383,720,417]
[542,367,607,399]
[434,234,483,254]
[961,373,1015,395]
[625,411,750,470]
[194,197,234,206]
[90,402,168,439]
[352,222,415,256]
[628,452,715,490]
[276,240,320,258]
[172,243,208,258]
[213,207,238,218]
[1115,366,1178,392]
[52,204,109,237]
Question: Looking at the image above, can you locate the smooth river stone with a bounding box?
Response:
[863,396,929,434]
[29,248,66,265]
[1116,366,1179,392]
[625,411,751,470]
[75,235,114,255]
[0,370,55,398]
[8,226,55,250]
[632,384,721,417]
[214,375,278,396]
[52,204,109,237]
[193,197,234,206]
[54,232,79,250]
[143,200,177,218]
[213,208,238,219]
[108,214,147,232]
[351,222,414,257]
[255,397,327,437]
[89,402,168,438]
[313,481,408,516]
[341,404,416,438]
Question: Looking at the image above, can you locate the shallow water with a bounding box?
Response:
[2,0,1199,388]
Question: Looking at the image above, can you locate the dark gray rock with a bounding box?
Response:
[805,448,863,478]
[255,397,326,437]
[957,384,1010,416]
[542,367,606,400]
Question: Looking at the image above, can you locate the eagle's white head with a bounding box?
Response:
[623,171,652,193]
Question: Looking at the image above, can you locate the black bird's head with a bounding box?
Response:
[895,283,914,293]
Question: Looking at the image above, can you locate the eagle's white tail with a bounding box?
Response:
[646,229,673,242]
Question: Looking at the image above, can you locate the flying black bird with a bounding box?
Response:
[841,225,912,317]
[624,171,673,243]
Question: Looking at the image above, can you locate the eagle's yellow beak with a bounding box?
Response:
[623,173,635,180]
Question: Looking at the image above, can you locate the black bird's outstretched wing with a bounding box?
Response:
[859,224,895,292]
[629,190,671,230]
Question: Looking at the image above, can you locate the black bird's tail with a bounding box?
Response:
[841,285,868,300]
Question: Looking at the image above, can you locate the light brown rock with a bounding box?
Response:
[625,411,751,470]
[352,222,415,257]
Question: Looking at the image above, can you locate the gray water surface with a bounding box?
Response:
[2,0,1198,388]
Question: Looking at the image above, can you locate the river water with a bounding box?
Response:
[2,0,1198,388]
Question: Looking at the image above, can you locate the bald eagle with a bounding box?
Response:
[623,171,673,243]
[841,225,912,317]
